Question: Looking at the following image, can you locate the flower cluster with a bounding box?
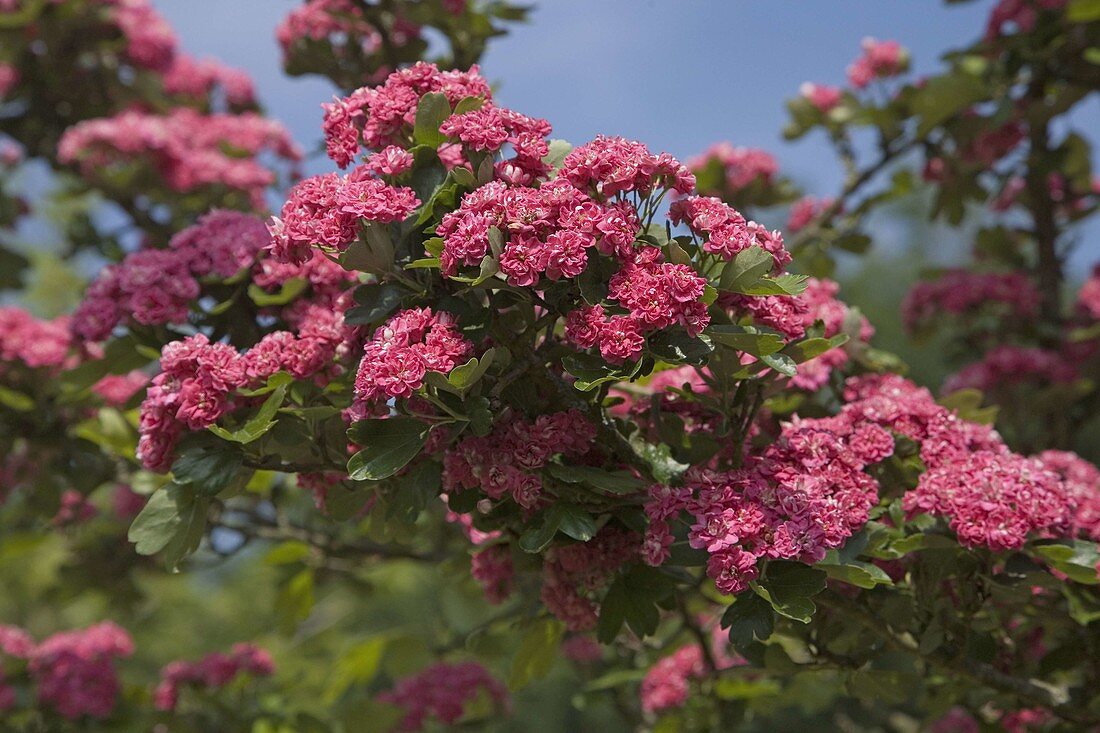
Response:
[901,270,1040,335]
[841,374,1086,551]
[53,489,98,526]
[154,643,275,711]
[669,195,790,268]
[942,345,1077,395]
[799,82,843,114]
[559,135,696,198]
[640,645,706,713]
[787,195,836,233]
[540,525,639,631]
[138,307,352,471]
[846,37,908,88]
[92,370,150,407]
[379,661,509,731]
[0,63,19,98]
[443,409,596,509]
[106,0,178,72]
[646,415,887,594]
[9,622,134,721]
[353,307,471,406]
[909,451,1069,551]
[1077,264,1100,320]
[137,334,245,471]
[72,210,271,341]
[686,142,779,195]
[565,247,710,363]
[279,0,381,66]
[790,277,873,391]
[162,53,256,108]
[269,169,420,263]
[960,120,1026,167]
[470,544,514,604]
[0,307,72,370]
[986,0,1066,40]
[440,104,552,184]
[321,61,491,167]
[58,108,301,207]
[1036,450,1100,539]
[640,623,740,713]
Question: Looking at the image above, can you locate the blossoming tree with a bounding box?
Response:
[1,0,1099,731]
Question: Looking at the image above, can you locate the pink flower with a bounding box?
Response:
[687,142,779,194]
[156,642,275,711]
[380,662,509,731]
[30,622,134,720]
[847,38,908,88]
[0,63,19,98]
[354,308,472,404]
[598,315,645,364]
[799,82,843,113]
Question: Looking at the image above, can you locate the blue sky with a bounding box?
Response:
[155,0,1099,269]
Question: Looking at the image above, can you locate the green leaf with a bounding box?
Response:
[346,282,405,326]
[518,507,564,553]
[911,72,988,136]
[423,236,445,257]
[1068,0,1100,22]
[128,485,188,556]
[453,95,486,115]
[209,380,287,444]
[346,417,429,480]
[713,678,781,700]
[413,92,451,147]
[706,325,785,356]
[719,246,774,293]
[721,593,775,647]
[647,330,713,364]
[383,459,441,522]
[340,222,395,274]
[846,669,914,704]
[759,352,797,377]
[248,278,307,307]
[544,463,646,494]
[276,568,315,633]
[0,385,35,412]
[939,388,1000,425]
[753,561,827,623]
[265,540,312,566]
[449,254,498,285]
[562,352,634,392]
[325,637,388,704]
[1032,540,1100,585]
[735,273,810,296]
[509,618,564,690]
[171,439,245,496]
[818,560,894,589]
[127,483,209,571]
[597,566,676,642]
[781,333,849,364]
[555,504,598,542]
[542,139,573,173]
[445,348,496,393]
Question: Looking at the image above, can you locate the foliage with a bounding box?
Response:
[0,1,1099,732]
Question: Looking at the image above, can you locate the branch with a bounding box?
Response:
[789,136,921,252]
[1024,75,1064,333]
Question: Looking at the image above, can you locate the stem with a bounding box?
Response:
[1024,77,1064,333]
